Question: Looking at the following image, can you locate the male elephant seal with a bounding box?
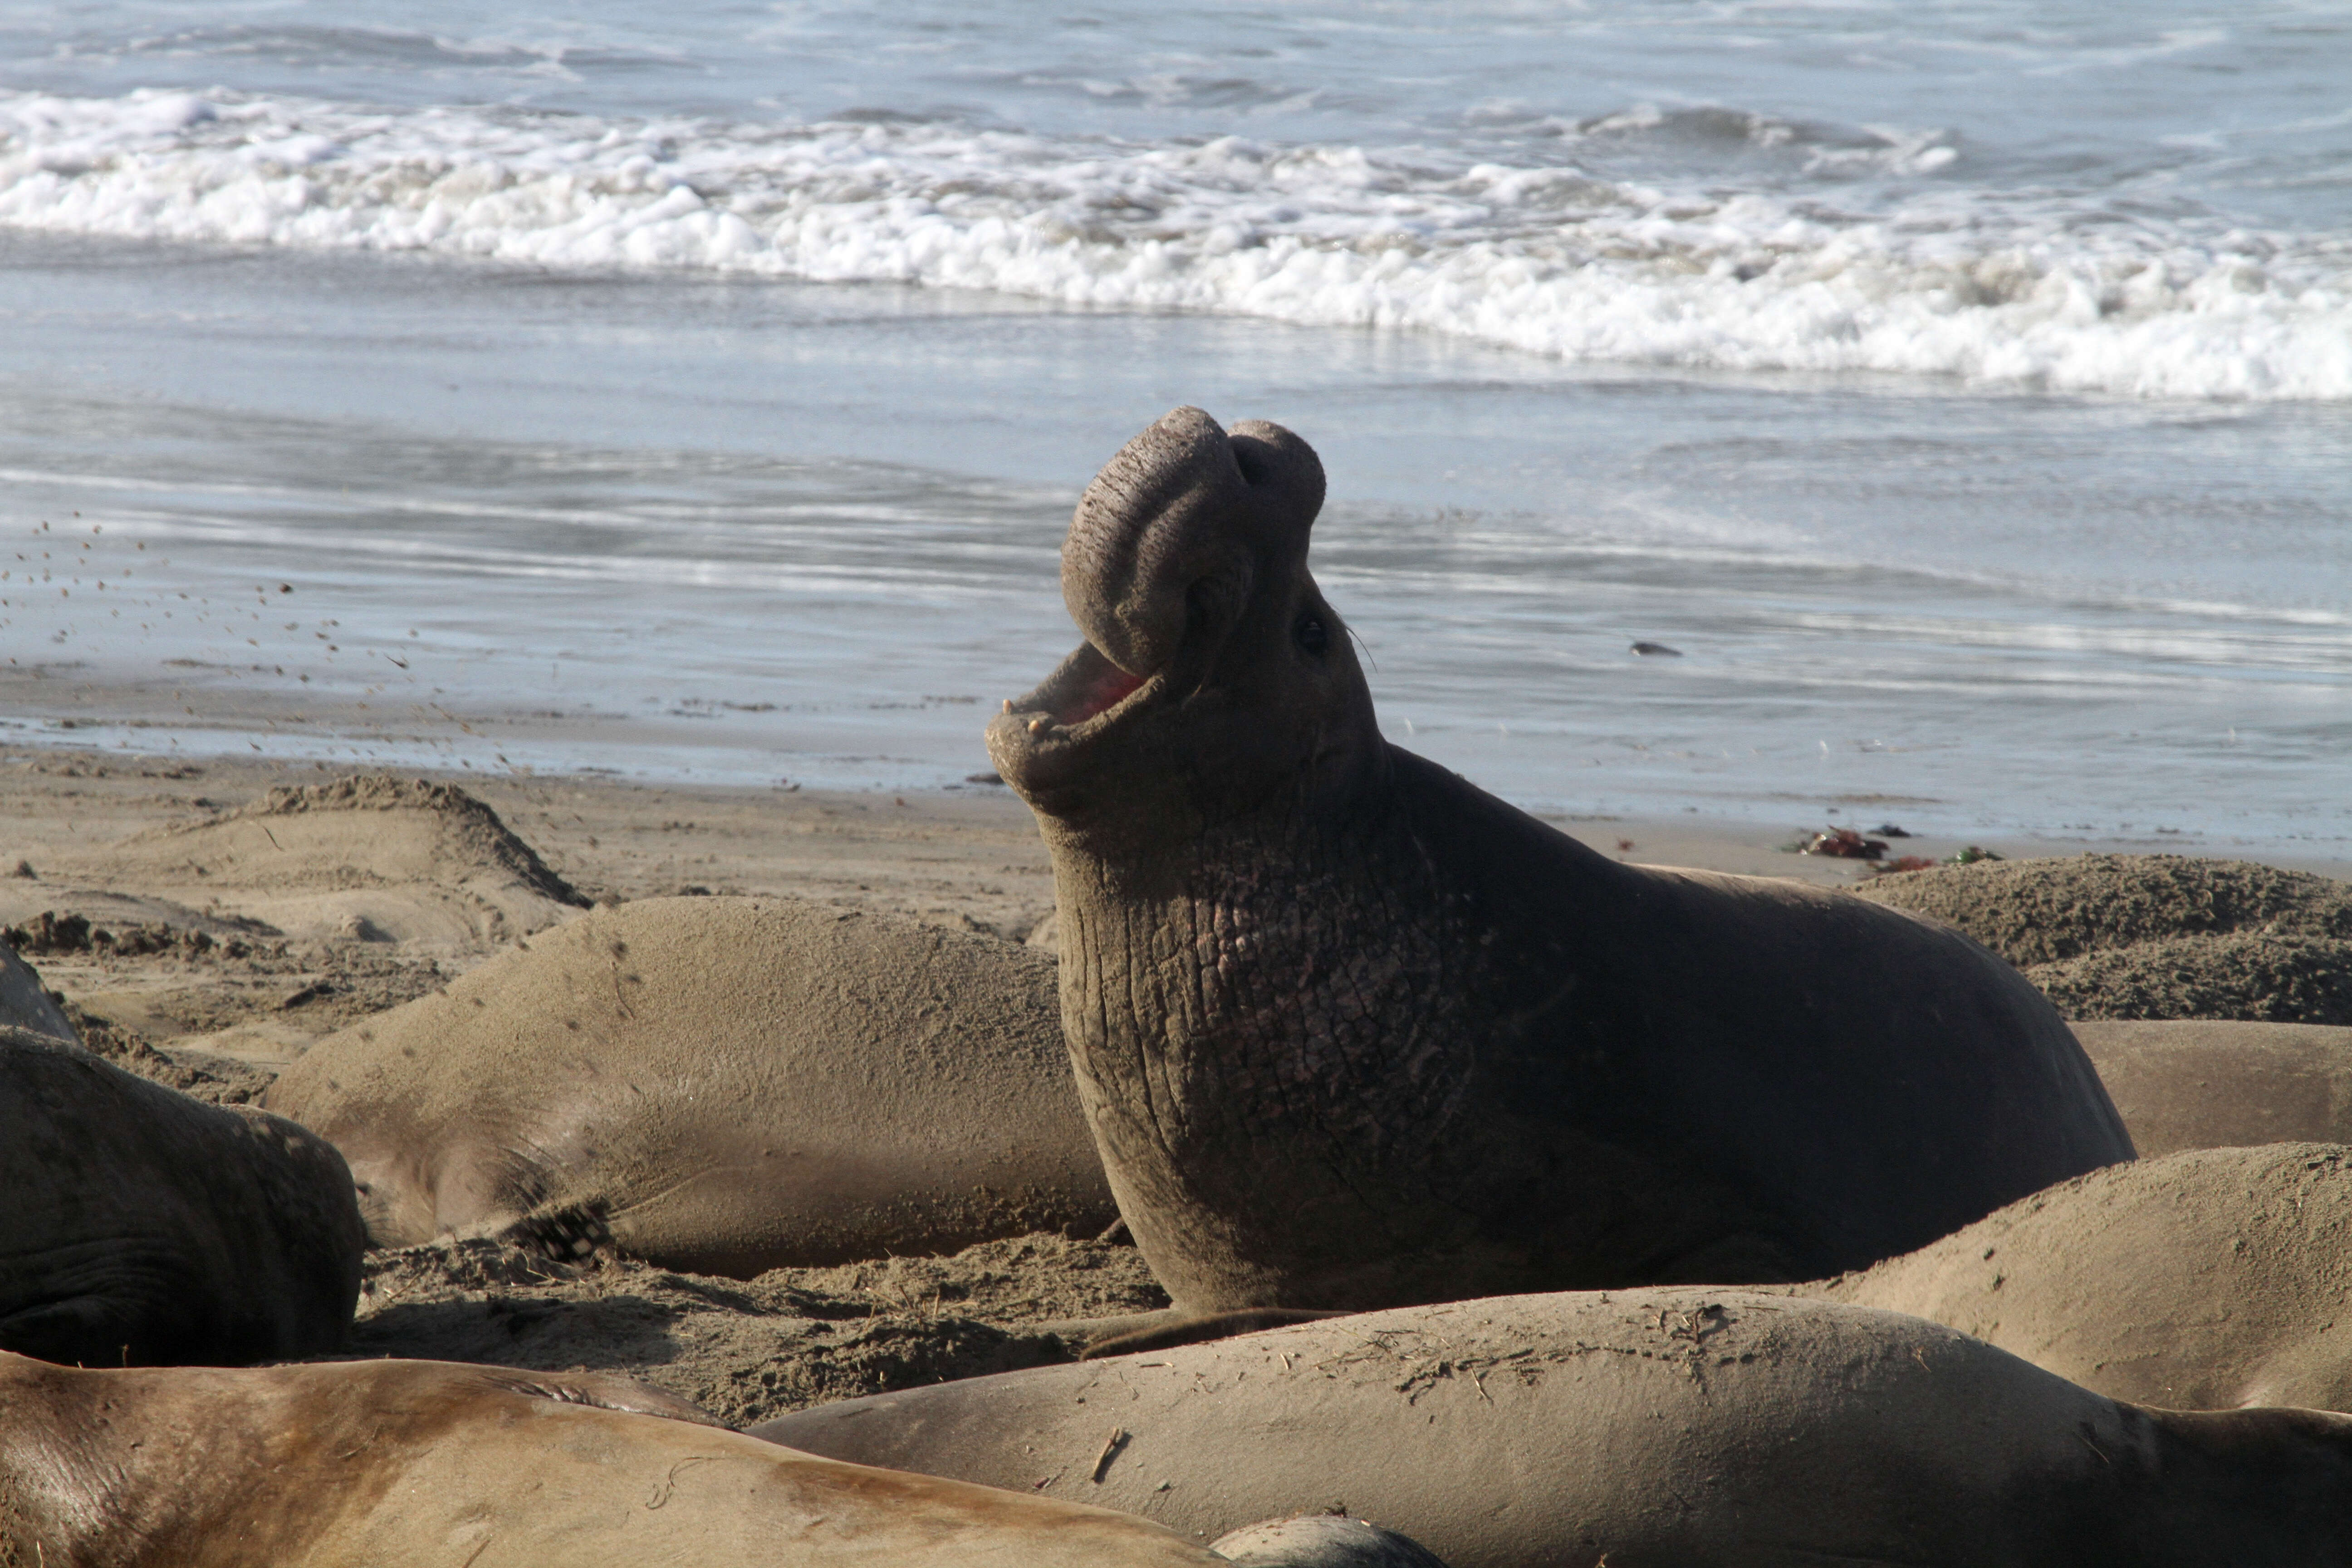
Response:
[265,897,1116,1274]
[1819,1141,2352,1412]
[0,1352,1233,1567]
[1,1024,363,1367]
[757,1288,2352,1567]
[983,407,2131,1322]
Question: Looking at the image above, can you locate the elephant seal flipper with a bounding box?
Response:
[985,407,2130,1315]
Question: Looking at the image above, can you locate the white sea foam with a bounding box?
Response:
[3,87,2349,400]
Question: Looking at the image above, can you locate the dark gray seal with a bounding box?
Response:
[1,1024,363,1366]
[984,407,2132,1324]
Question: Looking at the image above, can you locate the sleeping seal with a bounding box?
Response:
[2,1024,362,1367]
[1821,1141,2352,1413]
[984,407,2132,1325]
[266,897,1115,1274]
[0,1351,1232,1567]
[757,1288,2352,1568]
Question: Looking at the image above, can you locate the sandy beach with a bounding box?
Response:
[8,739,2346,1069]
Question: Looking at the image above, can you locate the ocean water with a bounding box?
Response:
[0,1,2346,849]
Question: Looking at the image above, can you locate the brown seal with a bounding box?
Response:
[266,897,1115,1274]
[2,1024,362,1367]
[983,407,2132,1325]
[0,1351,1231,1566]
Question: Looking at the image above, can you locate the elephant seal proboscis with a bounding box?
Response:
[1819,1141,2352,1412]
[756,1288,2352,1568]
[265,896,1116,1275]
[2070,1020,2352,1155]
[0,1352,1232,1567]
[983,407,2131,1324]
[1,1024,363,1367]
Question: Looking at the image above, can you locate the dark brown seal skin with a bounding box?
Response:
[985,406,2135,1316]
[1,1024,364,1367]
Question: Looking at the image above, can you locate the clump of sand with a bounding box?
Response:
[1859,854,2352,1024]
[349,1230,1167,1429]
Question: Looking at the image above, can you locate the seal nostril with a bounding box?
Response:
[1295,613,1329,657]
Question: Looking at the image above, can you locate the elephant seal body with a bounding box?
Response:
[0,1352,1230,1567]
[1,1024,362,1366]
[757,1288,2352,1568]
[2072,1020,2352,1155]
[265,897,1116,1274]
[985,407,2131,1315]
[1823,1142,2352,1412]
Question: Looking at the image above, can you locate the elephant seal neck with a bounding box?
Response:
[1044,748,1638,1312]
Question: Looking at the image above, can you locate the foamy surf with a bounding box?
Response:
[4,86,2347,402]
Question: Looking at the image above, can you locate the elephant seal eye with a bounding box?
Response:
[1294,613,1329,656]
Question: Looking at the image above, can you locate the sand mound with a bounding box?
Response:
[239,774,584,907]
[94,772,589,951]
[1858,854,2352,1023]
[2034,931,2352,1025]
[348,1230,1166,1430]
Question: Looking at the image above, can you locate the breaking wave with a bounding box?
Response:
[4,86,2349,400]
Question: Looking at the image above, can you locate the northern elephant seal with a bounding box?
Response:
[1821,1142,2352,1412]
[983,407,2131,1319]
[265,897,1116,1274]
[2071,1020,2352,1154]
[0,1351,1231,1567]
[1,1024,362,1366]
[757,1287,2352,1567]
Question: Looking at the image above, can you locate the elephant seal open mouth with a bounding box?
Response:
[987,407,2132,1327]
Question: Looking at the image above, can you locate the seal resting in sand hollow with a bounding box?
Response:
[758,1287,2352,1568]
[984,407,2132,1324]
[0,1352,1234,1568]
[1819,1141,2352,1414]
[1,1024,363,1367]
[2069,1019,2352,1155]
[265,897,1115,1275]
